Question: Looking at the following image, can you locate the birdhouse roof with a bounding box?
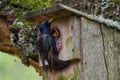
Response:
[23,4,120,30]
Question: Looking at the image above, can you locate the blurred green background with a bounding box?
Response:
[0,52,42,80]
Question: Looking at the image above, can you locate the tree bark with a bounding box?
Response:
[0,16,43,75]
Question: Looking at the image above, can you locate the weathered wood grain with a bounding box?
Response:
[114,30,120,80]
[0,18,43,76]
[101,25,120,80]
[80,17,108,80]
[51,16,80,60]
[116,30,120,80]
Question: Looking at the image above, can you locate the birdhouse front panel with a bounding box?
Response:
[51,16,80,61]
[44,16,81,79]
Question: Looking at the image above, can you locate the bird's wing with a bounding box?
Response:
[39,34,53,72]
[39,34,52,58]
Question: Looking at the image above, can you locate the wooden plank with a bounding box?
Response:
[80,17,108,80]
[51,16,80,60]
[101,25,120,80]
[116,30,120,79]
[26,10,73,25]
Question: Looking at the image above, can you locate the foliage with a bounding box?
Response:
[0,52,42,80]
[58,75,67,80]
[0,0,52,27]
[11,0,52,26]
[11,0,52,10]
[71,68,79,80]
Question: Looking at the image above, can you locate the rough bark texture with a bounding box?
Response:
[0,17,43,75]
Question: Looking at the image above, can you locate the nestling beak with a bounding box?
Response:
[53,29,59,37]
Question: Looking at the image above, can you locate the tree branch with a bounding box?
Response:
[0,43,43,75]
[0,17,43,75]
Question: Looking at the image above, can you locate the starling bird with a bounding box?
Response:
[38,20,59,72]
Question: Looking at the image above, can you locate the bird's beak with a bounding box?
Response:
[49,18,54,22]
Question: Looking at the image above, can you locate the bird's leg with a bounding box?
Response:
[41,57,47,73]
[47,47,53,72]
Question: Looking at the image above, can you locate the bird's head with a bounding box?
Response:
[39,18,54,33]
[39,21,50,32]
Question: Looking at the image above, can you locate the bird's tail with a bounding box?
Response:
[52,58,80,71]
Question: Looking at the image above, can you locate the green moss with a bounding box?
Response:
[65,36,73,59]
[42,70,50,80]
[65,36,72,48]
[57,68,79,80]
[71,68,79,80]
[66,37,80,59]
[58,75,67,80]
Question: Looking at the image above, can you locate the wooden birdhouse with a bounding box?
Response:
[24,4,120,80]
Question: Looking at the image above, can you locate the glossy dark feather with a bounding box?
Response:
[38,20,59,72]
[39,34,52,72]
